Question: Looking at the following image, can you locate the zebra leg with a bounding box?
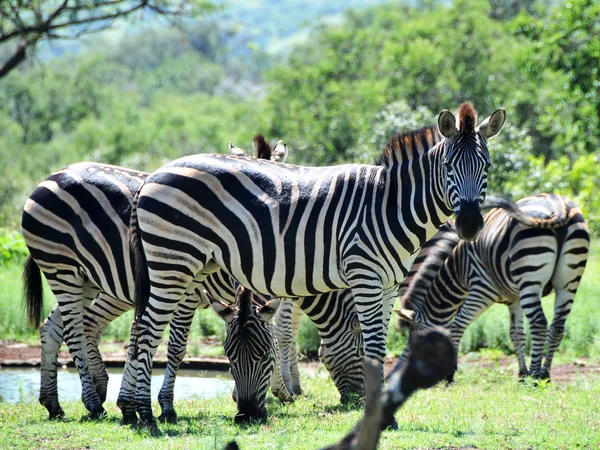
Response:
[39,305,65,419]
[157,296,201,424]
[448,293,496,383]
[350,282,395,379]
[520,284,547,378]
[135,290,192,429]
[541,289,575,380]
[273,299,301,396]
[117,317,141,425]
[508,302,528,379]
[288,301,304,395]
[51,276,105,419]
[84,293,133,404]
[270,339,295,404]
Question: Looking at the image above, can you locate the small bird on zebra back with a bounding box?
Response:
[124,102,506,429]
[393,193,589,382]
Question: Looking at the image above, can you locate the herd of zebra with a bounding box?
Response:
[19,101,589,442]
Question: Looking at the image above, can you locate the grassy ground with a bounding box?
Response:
[0,360,598,449]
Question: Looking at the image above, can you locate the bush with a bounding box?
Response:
[0,229,28,266]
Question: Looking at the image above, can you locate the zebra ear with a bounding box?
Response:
[256,298,283,322]
[438,110,457,138]
[229,141,247,157]
[271,140,288,163]
[478,108,506,139]
[212,300,236,324]
[394,308,416,324]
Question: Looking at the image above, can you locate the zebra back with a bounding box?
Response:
[484,195,571,229]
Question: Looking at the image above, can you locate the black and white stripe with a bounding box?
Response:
[395,194,590,380]
[126,103,506,426]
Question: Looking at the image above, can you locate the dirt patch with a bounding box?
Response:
[0,340,229,371]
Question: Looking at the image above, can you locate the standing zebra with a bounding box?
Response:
[274,221,460,399]
[124,102,506,427]
[395,194,589,380]
[22,136,290,421]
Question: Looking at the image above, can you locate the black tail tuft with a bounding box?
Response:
[23,254,44,328]
[130,189,150,322]
[252,134,272,160]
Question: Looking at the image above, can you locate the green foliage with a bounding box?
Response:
[0,229,28,266]
[512,0,600,157]
[297,315,321,355]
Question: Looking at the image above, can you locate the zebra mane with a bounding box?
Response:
[375,125,442,167]
[457,102,477,132]
[252,134,272,160]
[401,221,460,311]
[236,286,254,340]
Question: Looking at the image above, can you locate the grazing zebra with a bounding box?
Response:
[213,285,282,423]
[274,221,460,399]
[124,102,506,427]
[21,136,289,421]
[394,194,589,381]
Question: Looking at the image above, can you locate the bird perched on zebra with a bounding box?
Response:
[21,135,290,423]
[394,193,589,381]
[125,102,506,428]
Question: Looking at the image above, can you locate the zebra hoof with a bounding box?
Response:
[517,371,529,382]
[121,411,139,425]
[148,422,163,437]
[292,386,303,396]
[539,368,551,381]
[384,417,399,431]
[90,406,107,420]
[158,410,178,424]
[47,407,66,420]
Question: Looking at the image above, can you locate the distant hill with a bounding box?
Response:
[34,0,410,59]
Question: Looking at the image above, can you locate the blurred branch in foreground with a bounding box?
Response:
[0,0,216,79]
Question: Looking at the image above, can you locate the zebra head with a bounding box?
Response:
[438,102,506,241]
[214,286,282,424]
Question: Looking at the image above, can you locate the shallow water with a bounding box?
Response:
[0,366,233,404]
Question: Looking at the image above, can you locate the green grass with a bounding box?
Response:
[0,362,598,449]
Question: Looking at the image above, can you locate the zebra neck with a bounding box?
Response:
[382,143,453,254]
[419,241,471,327]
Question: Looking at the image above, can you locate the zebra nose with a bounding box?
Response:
[235,399,267,424]
[455,200,484,241]
[234,410,267,424]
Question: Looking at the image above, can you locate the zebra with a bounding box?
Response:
[21,135,290,422]
[124,102,506,427]
[212,285,282,423]
[274,220,460,400]
[394,194,590,381]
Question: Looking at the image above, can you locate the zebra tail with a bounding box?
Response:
[484,196,569,229]
[129,187,150,322]
[23,254,44,328]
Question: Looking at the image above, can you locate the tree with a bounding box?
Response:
[0,0,215,80]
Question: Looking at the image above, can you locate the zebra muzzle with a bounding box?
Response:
[455,200,484,241]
